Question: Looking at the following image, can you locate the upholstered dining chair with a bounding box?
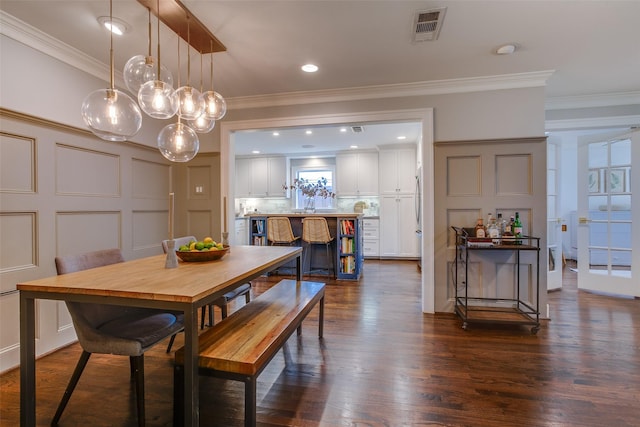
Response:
[162,237,251,353]
[52,248,185,427]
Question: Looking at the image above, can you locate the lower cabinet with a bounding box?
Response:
[380,195,419,258]
[234,218,249,245]
[362,218,379,258]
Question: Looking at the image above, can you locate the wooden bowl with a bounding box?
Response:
[175,245,229,262]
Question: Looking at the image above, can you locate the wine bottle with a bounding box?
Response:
[513,212,523,245]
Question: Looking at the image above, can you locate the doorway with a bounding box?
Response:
[220,109,435,313]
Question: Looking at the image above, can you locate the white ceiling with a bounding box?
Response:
[2,0,639,155]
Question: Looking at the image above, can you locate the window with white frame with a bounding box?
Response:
[292,167,335,210]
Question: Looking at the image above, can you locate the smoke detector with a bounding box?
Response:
[351,125,365,133]
[412,7,447,42]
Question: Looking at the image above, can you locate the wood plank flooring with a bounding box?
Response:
[1,259,639,426]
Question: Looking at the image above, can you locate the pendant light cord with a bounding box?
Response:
[156,0,161,79]
[109,0,114,90]
[186,16,191,86]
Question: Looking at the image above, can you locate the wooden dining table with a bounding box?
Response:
[18,244,302,427]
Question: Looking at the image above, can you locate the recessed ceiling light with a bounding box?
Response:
[305,130,313,135]
[301,64,319,73]
[340,128,348,133]
[272,131,280,136]
[397,136,407,140]
[252,150,260,154]
[97,16,129,35]
[350,145,358,149]
[495,44,516,55]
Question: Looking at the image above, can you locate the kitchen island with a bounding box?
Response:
[245,213,364,280]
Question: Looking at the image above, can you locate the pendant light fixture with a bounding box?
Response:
[157,117,199,162]
[138,0,178,119]
[201,41,227,121]
[188,54,215,133]
[81,0,142,141]
[123,7,173,95]
[175,15,204,121]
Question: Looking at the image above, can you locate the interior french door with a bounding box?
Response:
[577,129,639,296]
[547,140,563,290]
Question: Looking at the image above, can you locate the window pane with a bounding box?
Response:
[610,138,631,167]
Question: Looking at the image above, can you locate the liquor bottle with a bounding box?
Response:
[487,213,500,243]
[496,213,506,236]
[513,212,523,245]
[503,215,515,244]
[474,218,486,238]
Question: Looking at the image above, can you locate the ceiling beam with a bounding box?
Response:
[137,0,226,54]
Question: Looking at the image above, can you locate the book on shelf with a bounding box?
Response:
[341,236,354,254]
[341,255,356,274]
[340,220,355,235]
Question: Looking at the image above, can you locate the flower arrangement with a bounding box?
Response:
[284,177,336,199]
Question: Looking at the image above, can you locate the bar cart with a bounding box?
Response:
[452,226,541,334]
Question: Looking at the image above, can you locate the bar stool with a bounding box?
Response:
[267,217,300,246]
[302,217,335,278]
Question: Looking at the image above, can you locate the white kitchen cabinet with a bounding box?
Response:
[336,152,378,196]
[379,148,416,194]
[235,156,288,197]
[234,218,249,245]
[362,218,380,258]
[380,195,419,258]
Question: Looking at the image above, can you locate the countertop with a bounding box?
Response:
[243,212,364,218]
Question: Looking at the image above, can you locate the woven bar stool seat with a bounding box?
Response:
[302,217,335,278]
[267,217,300,246]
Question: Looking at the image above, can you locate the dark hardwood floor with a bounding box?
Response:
[1,259,639,426]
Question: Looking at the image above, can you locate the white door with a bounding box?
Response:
[547,140,563,290]
[577,129,639,296]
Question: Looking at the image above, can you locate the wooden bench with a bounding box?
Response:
[173,279,325,427]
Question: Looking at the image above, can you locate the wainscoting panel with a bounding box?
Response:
[132,210,168,250]
[447,156,481,196]
[495,153,532,196]
[56,211,121,256]
[55,144,120,196]
[187,210,213,240]
[0,132,35,193]
[132,158,170,199]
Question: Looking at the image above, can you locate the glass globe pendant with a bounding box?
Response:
[123,8,173,95]
[138,80,178,119]
[202,90,226,120]
[175,17,204,121]
[188,112,215,133]
[123,54,173,96]
[158,119,199,162]
[81,0,141,141]
[202,50,226,120]
[82,88,142,141]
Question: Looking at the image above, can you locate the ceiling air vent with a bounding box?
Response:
[412,7,447,42]
[351,125,365,133]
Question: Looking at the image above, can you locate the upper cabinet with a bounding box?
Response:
[236,156,288,198]
[379,148,417,194]
[336,152,379,197]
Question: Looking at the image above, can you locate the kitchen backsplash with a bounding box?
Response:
[236,196,380,217]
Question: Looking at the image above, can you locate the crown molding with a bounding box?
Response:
[545,115,640,131]
[1,10,124,88]
[545,91,640,110]
[226,71,555,110]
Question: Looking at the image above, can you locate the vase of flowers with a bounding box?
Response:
[284,177,336,213]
